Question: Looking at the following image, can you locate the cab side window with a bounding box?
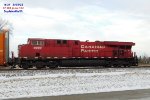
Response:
[32,41,38,45]
[32,41,44,45]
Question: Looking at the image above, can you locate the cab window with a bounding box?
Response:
[32,40,44,45]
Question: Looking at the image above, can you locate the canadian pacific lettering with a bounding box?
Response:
[80,45,105,53]
[81,45,105,49]
[81,49,98,53]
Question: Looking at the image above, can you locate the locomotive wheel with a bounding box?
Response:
[49,65,58,69]
[126,65,131,68]
[49,62,59,69]
[113,65,118,68]
[104,65,111,68]
[35,62,45,69]
[22,64,29,69]
[36,67,42,69]
[123,65,130,68]
[49,66,56,69]
[36,65,44,69]
[117,65,121,68]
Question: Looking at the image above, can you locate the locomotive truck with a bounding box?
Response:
[17,38,138,69]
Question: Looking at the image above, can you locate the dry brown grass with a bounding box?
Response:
[138,64,150,67]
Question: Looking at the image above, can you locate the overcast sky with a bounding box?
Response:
[0,0,150,56]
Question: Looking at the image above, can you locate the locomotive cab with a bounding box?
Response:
[29,39,44,57]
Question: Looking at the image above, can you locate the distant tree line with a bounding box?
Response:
[138,55,150,64]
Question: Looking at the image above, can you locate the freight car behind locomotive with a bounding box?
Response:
[0,31,9,66]
[18,38,138,69]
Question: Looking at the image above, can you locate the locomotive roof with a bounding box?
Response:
[27,38,135,46]
[102,41,135,46]
[28,38,79,41]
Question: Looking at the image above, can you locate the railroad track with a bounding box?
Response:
[0,66,145,71]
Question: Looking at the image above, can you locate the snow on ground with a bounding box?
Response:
[0,68,150,99]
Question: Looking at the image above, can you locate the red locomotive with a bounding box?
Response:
[17,38,138,69]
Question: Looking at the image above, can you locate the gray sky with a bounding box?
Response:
[0,0,150,56]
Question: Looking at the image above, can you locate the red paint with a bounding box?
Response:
[19,38,135,59]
